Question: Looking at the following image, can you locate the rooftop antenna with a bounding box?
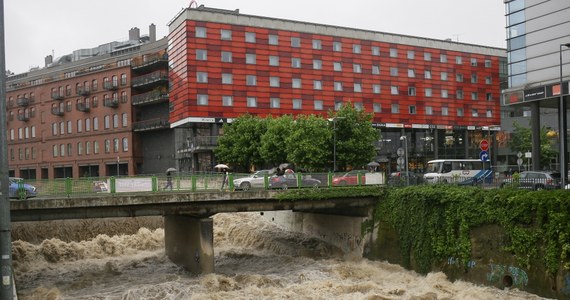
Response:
[189,0,198,8]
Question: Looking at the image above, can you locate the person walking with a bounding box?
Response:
[164,171,173,191]
[220,168,228,190]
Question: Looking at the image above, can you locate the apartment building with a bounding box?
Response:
[168,5,507,173]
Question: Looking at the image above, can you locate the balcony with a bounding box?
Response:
[176,136,219,157]
[131,53,168,71]
[131,71,168,89]
[104,98,119,108]
[16,97,30,107]
[17,114,29,122]
[132,90,169,106]
[76,103,90,112]
[51,93,64,100]
[104,82,119,90]
[51,107,64,116]
[76,86,91,96]
[133,118,170,132]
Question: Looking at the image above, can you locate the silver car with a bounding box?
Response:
[233,170,272,191]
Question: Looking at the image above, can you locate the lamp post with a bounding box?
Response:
[400,135,409,186]
[328,117,345,172]
[559,43,570,188]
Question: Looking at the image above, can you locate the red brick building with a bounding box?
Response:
[167,6,507,172]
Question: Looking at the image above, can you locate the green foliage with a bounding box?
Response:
[330,104,378,170]
[285,115,331,171]
[376,185,570,275]
[276,185,385,201]
[215,114,267,170]
[260,115,295,165]
[509,121,556,167]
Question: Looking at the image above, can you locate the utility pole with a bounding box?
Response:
[0,0,15,298]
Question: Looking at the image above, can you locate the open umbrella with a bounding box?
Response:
[367,161,380,167]
[214,163,229,169]
[165,167,177,173]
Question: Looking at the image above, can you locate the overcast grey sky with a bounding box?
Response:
[5,0,506,74]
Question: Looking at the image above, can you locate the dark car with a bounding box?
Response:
[9,177,38,199]
[387,171,424,186]
[501,171,561,190]
[332,170,368,186]
[270,173,321,189]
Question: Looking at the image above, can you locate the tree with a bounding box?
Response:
[509,121,557,168]
[260,115,295,166]
[285,115,330,171]
[214,114,267,171]
[330,103,378,171]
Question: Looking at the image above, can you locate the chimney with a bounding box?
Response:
[45,55,53,67]
[149,23,156,42]
[129,27,140,41]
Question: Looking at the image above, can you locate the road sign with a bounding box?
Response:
[397,147,405,157]
[517,158,523,166]
[480,150,489,162]
[397,157,405,166]
[480,140,489,151]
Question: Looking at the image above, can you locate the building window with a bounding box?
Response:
[86,141,91,155]
[67,120,72,133]
[425,88,432,97]
[391,104,399,113]
[291,58,301,68]
[353,64,362,73]
[354,83,362,92]
[314,100,323,110]
[104,140,110,153]
[93,117,99,131]
[390,67,398,76]
[196,49,207,61]
[221,51,232,62]
[424,70,432,79]
[122,138,129,151]
[333,41,342,52]
[334,82,343,91]
[196,72,208,83]
[313,59,322,70]
[291,37,301,47]
[197,94,208,106]
[391,86,399,95]
[268,34,279,45]
[270,97,280,108]
[314,80,323,90]
[86,118,91,131]
[486,109,493,117]
[472,109,479,117]
[245,53,256,64]
[407,51,415,59]
[61,144,66,157]
[221,29,232,40]
[389,48,397,58]
[485,76,492,84]
[59,121,65,134]
[245,32,256,43]
[352,44,361,54]
[94,141,99,154]
[441,90,449,98]
[104,115,110,129]
[408,69,415,78]
[269,56,279,66]
[373,103,381,113]
[485,60,491,68]
[457,108,464,117]
[292,78,302,88]
[409,105,417,114]
[312,39,322,49]
[354,102,363,111]
[247,97,257,107]
[486,93,493,101]
[440,72,448,81]
[270,77,280,87]
[442,107,449,116]
[53,145,58,158]
[222,96,233,106]
[195,26,207,38]
[424,52,431,61]
[471,58,478,66]
[373,84,381,94]
[335,100,342,111]
[113,138,119,153]
[222,73,233,84]
[457,90,464,99]
[471,92,478,100]
[333,62,342,71]
[78,142,83,155]
[440,54,447,63]
[246,75,257,86]
[372,46,380,56]
[456,56,462,64]
[292,99,302,109]
[113,114,119,128]
[122,113,128,127]
[456,73,464,82]
[408,87,416,96]
[372,65,380,75]
[425,106,433,115]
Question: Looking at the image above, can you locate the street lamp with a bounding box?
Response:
[559,43,570,188]
[328,117,345,172]
[400,135,409,186]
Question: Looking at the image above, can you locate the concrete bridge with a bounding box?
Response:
[10,190,378,273]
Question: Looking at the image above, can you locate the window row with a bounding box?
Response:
[52,138,129,158]
[195,94,494,118]
[49,74,128,98]
[7,92,36,108]
[195,49,494,80]
[9,147,37,161]
[50,93,128,114]
[51,114,129,136]
[8,126,37,141]
[7,107,37,122]
[194,26,492,67]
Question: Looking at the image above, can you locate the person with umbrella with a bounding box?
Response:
[214,164,229,190]
[164,167,176,190]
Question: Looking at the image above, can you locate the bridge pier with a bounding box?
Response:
[164,215,214,274]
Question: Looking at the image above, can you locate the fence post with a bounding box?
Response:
[297,173,302,187]
[328,172,333,188]
[65,177,72,197]
[191,175,197,191]
[175,176,180,191]
[110,176,116,194]
[264,174,269,190]
[17,181,25,200]
[228,173,234,191]
[357,172,362,186]
[151,176,158,192]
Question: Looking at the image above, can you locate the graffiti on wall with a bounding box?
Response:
[561,275,570,295]
[487,264,529,288]
[447,257,476,269]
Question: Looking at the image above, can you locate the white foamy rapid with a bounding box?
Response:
[11,213,548,300]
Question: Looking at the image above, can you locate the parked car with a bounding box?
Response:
[9,177,38,199]
[501,171,561,190]
[270,172,321,189]
[332,170,368,186]
[233,169,273,191]
[387,171,425,186]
